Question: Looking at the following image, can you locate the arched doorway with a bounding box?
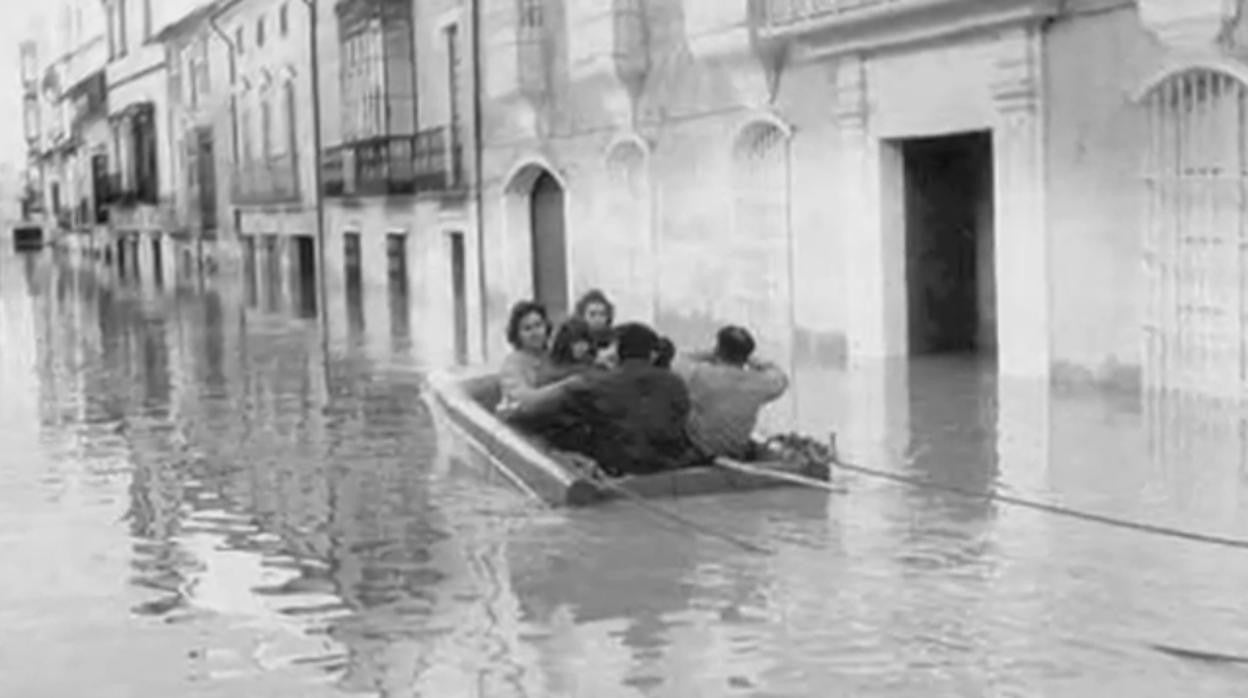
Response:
[528,170,568,318]
[1138,67,1248,397]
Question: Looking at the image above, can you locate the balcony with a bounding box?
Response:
[103,172,159,207]
[231,155,300,205]
[322,125,464,199]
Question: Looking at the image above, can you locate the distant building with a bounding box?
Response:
[100,0,204,283]
[316,0,480,364]
[154,1,232,280]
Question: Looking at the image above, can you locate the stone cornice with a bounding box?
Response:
[1137,0,1240,53]
[760,0,1062,61]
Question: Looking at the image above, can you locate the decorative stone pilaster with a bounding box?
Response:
[991,25,1050,380]
[836,54,895,364]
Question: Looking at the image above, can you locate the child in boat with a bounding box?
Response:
[573,289,615,355]
[537,317,597,386]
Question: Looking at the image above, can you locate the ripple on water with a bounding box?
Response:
[5,256,1248,696]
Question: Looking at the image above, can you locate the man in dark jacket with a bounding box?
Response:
[537,322,693,476]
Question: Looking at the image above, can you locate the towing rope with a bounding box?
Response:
[765,432,1248,552]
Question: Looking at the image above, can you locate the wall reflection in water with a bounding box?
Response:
[5,250,1248,696]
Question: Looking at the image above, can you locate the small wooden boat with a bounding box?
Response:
[425,367,834,508]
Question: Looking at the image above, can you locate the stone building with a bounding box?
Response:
[315,0,481,365]
[472,0,1248,399]
[209,0,323,316]
[19,2,111,243]
[100,0,188,285]
[153,1,232,283]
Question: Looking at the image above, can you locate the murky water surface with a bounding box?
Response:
[2,250,1248,697]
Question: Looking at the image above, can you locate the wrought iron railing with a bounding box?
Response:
[102,171,159,206]
[322,124,464,198]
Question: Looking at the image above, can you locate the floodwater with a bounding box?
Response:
[2,248,1248,698]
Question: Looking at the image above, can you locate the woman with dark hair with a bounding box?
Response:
[573,289,615,353]
[498,300,560,417]
[537,317,597,386]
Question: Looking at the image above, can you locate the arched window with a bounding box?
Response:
[1139,68,1248,397]
[730,120,791,353]
[603,139,651,319]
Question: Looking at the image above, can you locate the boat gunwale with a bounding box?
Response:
[427,367,584,504]
[426,367,829,507]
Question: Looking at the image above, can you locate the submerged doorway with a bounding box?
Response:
[449,230,469,365]
[292,234,317,318]
[530,171,568,318]
[900,131,996,356]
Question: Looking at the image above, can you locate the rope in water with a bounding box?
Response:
[832,455,1248,550]
[762,432,1248,552]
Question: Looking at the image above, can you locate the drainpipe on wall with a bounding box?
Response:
[300,0,332,380]
[470,0,489,363]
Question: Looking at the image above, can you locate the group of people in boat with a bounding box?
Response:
[497,289,789,478]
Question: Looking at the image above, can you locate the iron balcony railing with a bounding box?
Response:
[102,171,159,206]
[322,124,464,198]
[230,154,300,205]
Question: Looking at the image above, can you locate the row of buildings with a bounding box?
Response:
[16,0,1248,398]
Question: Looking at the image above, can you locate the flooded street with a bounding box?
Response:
[2,249,1248,697]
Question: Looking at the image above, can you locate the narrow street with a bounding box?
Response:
[2,249,1247,696]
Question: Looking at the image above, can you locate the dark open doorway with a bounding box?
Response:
[151,234,163,286]
[343,232,364,336]
[530,171,568,319]
[901,131,996,356]
[387,232,410,347]
[449,230,469,365]
[292,234,317,318]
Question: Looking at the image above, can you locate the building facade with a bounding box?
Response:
[471,0,1248,398]
[18,2,110,241]
[211,0,322,316]
[155,2,230,283]
[316,0,482,365]
[100,0,178,283]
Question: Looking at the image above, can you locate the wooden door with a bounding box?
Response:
[530,171,568,318]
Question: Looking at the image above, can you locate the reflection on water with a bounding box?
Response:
[2,249,1248,697]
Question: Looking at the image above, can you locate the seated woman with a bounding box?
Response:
[573,289,616,355]
[537,317,597,387]
[497,300,573,419]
